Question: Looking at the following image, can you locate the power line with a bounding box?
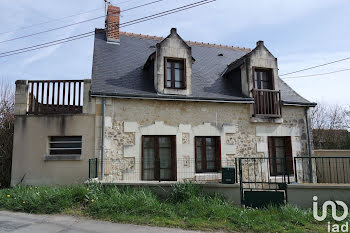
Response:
[0,34,95,58]
[0,0,168,44]
[0,8,103,36]
[0,17,103,44]
[280,57,350,76]
[120,0,214,27]
[0,0,151,36]
[120,0,166,12]
[0,0,215,58]
[0,32,95,56]
[282,68,350,80]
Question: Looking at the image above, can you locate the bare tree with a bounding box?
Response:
[0,80,14,188]
[311,102,350,149]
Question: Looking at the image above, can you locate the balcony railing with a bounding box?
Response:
[252,89,282,118]
[27,80,84,115]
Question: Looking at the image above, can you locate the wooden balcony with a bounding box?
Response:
[252,89,282,118]
[27,80,84,115]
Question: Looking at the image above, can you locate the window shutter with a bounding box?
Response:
[141,136,144,180]
[268,137,276,176]
[270,69,275,90]
[171,135,177,181]
[183,58,187,89]
[215,137,221,171]
[195,136,198,173]
[252,66,256,89]
[164,57,167,88]
[284,137,294,175]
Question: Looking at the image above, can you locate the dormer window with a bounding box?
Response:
[254,68,273,90]
[164,58,186,89]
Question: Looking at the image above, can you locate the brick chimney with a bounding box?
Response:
[106,5,120,44]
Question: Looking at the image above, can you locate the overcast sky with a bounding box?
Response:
[0,0,349,105]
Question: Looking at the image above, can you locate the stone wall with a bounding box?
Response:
[95,97,310,182]
[103,120,136,182]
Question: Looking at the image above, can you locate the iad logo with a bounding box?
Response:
[313,196,349,232]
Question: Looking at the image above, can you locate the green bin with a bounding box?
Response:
[222,167,236,184]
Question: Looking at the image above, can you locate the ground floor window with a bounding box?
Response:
[268,136,293,176]
[195,136,221,173]
[142,135,176,181]
[49,136,82,155]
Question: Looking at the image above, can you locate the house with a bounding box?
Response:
[11,5,316,186]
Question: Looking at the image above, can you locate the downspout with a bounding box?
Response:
[305,107,313,183]
[100,97,106,180]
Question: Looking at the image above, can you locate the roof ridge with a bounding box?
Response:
[119,31,251,52]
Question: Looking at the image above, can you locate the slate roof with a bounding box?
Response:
[91,29,315,106]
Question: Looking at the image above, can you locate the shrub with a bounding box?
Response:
[169,182,201,203]
[0,185,88,214]
[87,186,168,217]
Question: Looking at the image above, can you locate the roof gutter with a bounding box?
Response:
[90,92,254,104]
[282,101,317,107]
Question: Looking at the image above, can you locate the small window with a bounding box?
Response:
[164,58,186,89]
[49,136,82,155]
[195,136,221,173]
[254,68,273,90]
[268,136,293,176]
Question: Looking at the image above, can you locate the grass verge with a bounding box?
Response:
[0,183,341,232]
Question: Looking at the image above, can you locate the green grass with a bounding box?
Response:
[0,183,342,232]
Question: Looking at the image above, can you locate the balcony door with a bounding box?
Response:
[142,135,176,181]
[252,68,281,117]
[254,68,273,90]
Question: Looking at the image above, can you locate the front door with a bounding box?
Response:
[268,136,294,176]
[142,135,176,181]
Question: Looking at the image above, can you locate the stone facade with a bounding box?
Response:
[95,97,310,182]
[103,120,136,182]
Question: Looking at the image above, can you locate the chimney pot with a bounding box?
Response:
[106,5,120,44]
[170,28,177,34]
[256,40,264,46]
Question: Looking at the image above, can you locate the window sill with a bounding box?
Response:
[268,175,295,183]
[164,87,187,90]
[194,172,221,182]
[250,117,283,124]
[44,154,82,161]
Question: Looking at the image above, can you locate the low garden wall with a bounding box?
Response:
[287,183,350,208]
[103,182,350,209]
[103,182,241,205]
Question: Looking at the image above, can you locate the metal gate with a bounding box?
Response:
[238,157,293,208]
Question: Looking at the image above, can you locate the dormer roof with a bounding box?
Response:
[91,29,315,106]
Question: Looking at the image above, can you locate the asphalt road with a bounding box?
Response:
[0,211,215,233]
